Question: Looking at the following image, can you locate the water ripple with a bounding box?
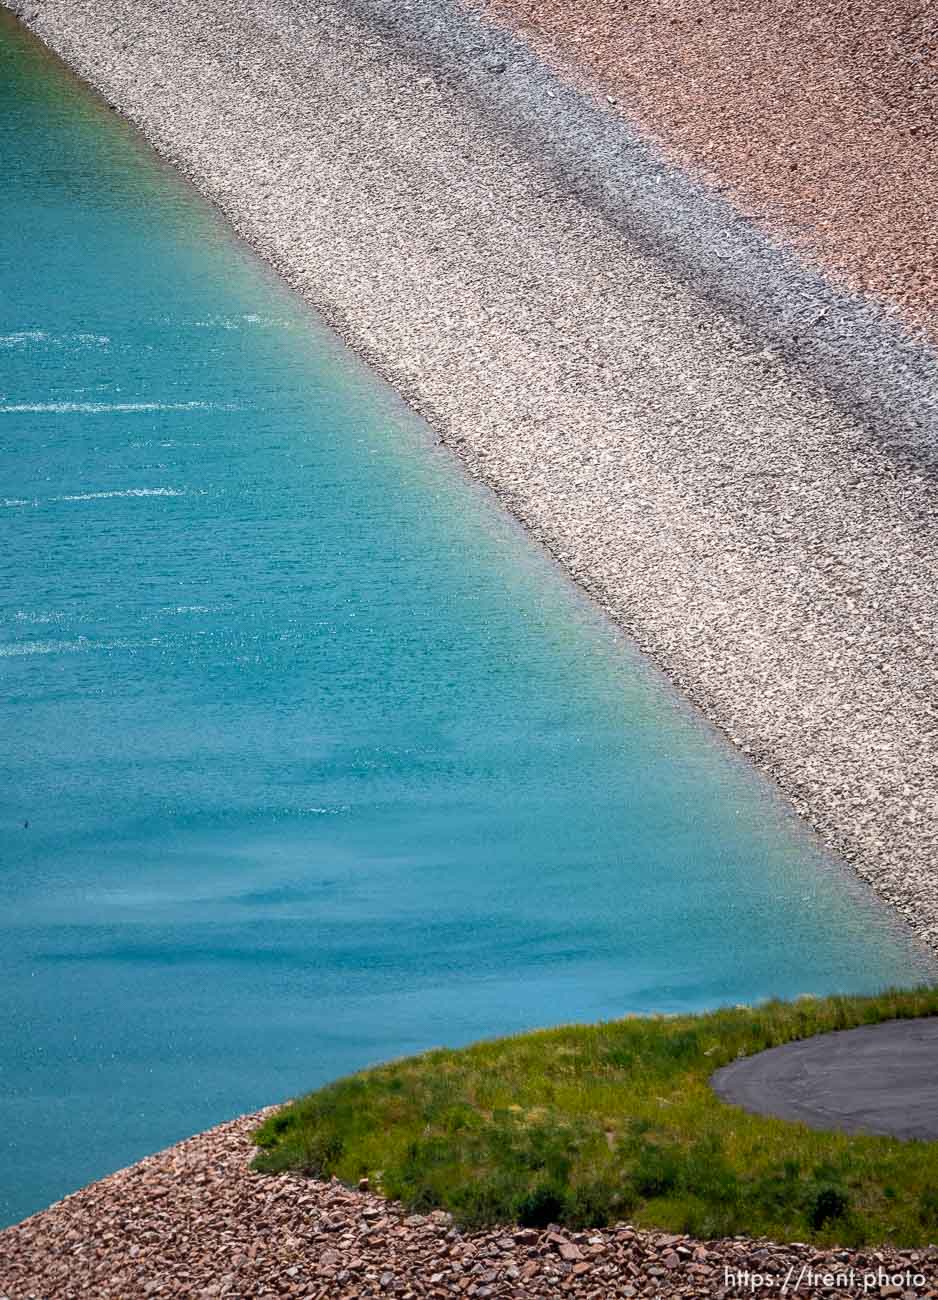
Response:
[0,401,215,413]
[0,637,139,658]
[55,487,189,502]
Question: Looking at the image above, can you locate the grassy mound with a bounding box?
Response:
[253,989,938,1246]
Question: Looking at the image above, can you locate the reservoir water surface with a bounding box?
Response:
[0,15,931,1226]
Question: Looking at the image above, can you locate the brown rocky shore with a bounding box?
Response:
[2,1112,936,1299]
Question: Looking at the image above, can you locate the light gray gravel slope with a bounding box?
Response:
[9,0,938,949]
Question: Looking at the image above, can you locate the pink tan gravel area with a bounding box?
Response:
[1,1113,937,1300]
[475,0,938,337]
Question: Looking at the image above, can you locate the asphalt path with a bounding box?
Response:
[711,1017,938,1139]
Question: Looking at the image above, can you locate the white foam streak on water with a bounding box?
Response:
[0,331,48,345]
[3,488,199,507]
[0,637,139,658]
[55,487,188,502]
[0,331,109,346]
[188,313,294,330]
[14,611,64,625]
[0,640,82,657]
[0,401,214,413]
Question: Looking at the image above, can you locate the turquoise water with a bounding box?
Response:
[0,16,931,1227]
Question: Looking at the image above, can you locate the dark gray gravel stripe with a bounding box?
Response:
[331,0,938,470]
[9,0,938,954]
[712,1018,938,1140]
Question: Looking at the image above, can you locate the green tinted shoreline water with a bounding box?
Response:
[0,13,931,1228]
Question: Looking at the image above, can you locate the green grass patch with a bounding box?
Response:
[252,988,938,1246]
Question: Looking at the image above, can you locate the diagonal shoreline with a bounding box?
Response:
[7,0,938,949]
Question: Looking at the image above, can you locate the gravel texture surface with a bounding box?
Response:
[8,0,938,952]
[2,1111,938,1299]
[476,0,938,337]
[712,1017,938,1140]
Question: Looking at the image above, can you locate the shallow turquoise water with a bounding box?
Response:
[0,16,931,1227]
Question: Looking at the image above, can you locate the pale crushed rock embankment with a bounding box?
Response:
[8,0,938,947]
[2,1111,937,1298]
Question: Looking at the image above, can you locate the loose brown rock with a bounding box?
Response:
[1,1113,937,1299]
